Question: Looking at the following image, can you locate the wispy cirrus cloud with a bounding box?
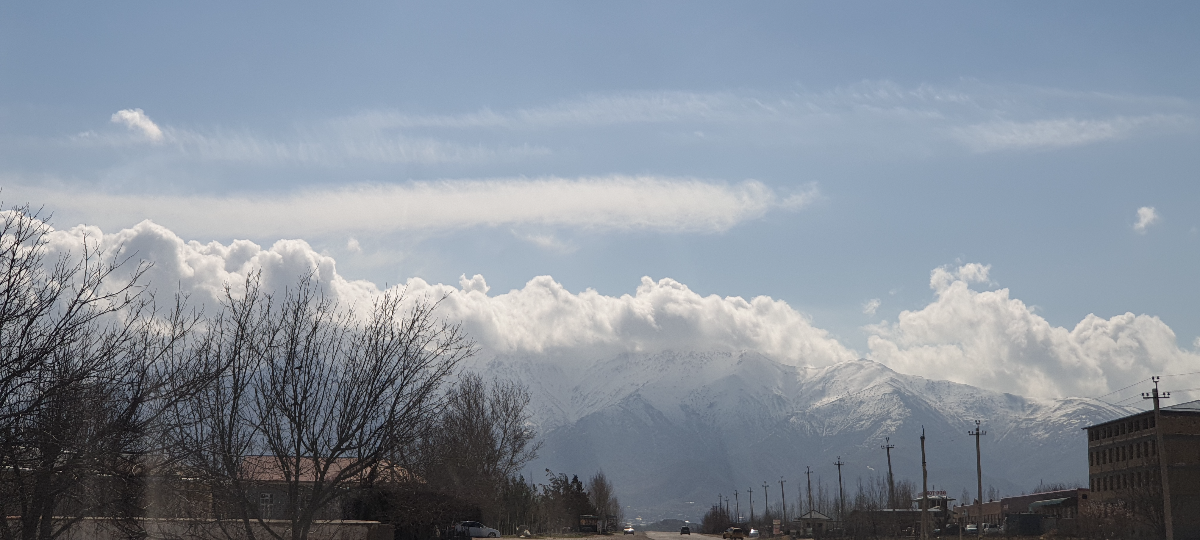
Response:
[12,176,818,239]
[76,109,549,167]
[953,115,1179,152]
[9,82,1191,194]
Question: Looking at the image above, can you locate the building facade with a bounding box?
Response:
[1085,399,1200,540]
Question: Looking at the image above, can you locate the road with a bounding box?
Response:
[644,531,716,540]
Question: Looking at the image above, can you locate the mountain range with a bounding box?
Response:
[475,351,1133,522]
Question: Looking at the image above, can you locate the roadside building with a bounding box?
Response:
[797,510,832,537]
[846,494,954,537]
[953,500,1000,528]
[954,489,1090,536]
[1085,399,1200,540]
[999,488,1089,517]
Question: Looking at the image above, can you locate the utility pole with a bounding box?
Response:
[1143,376,1174,540]
[969,420,986,539]
[763,482,770,531]
[882,436,896,509]
[735,490,740,523]
[834,457,846,522]
[805,466,814,517]
[749,486,754,526]
[779,478,787,529]
[920,427,929,540]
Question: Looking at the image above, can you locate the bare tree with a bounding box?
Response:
[165,273,472,540]
[588,472,620,532]
[0,205,204,540]
[420,372,540,489]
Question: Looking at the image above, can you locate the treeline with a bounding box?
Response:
[0,205,607,540]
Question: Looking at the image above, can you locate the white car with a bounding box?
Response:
[456,521,500,538]
[624,526,635,535]
[748,529,759,538]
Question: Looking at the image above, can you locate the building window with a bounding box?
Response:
[260,492,274,518]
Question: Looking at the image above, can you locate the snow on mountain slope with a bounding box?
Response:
[476,351,1134,521]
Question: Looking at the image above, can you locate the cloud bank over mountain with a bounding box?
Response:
[42,219,1199,399]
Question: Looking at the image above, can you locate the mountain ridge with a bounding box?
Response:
[474,351,1132,521]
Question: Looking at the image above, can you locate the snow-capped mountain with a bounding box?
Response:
[476,351,1133,521]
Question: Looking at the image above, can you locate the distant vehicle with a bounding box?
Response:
[965,524,978,535]
[722,527,746,539]
[748,529,759,538]
[680,526,690,535]
[983,525,1002,536]
[455,521,500,538]
[624,526,635,535]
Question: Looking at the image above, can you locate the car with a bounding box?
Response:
[680,526,690,535]
[965,524,978,535]
[748,529,759,538]
[722,527,746,539]
[624,526,635,535]
[455,521,500,538]
[983,525,1002,536]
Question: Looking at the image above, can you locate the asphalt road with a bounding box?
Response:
[644,531,716,540]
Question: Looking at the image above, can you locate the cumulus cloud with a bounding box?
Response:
[862,298,881,316]
[17,177,808,239]
[40,219,856,368]
[866,263,1200,398]
[1134,206,1159,233]
[34,218,1198,399]
[110,108,164,142]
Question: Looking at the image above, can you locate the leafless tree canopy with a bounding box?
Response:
[415,371,540,491]
[0,202,611,540]
[587,471,621,531]
[164,274,474,540]
[0,205,200,540]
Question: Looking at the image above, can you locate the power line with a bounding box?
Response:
[1088,378,1150,401]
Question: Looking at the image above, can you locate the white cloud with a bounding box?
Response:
[1134,206,1159,233]
[513,231,577,253]
[866,263,1200,398]
[17,176,809,239]
[36,218,1199,399]
[41,219,857,367]
[953,116,1161,152]
[110,109,164,142]
[346,237,362,253]
[862,298,881,316]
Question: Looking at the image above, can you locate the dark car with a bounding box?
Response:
[680,526,690,535]
[723,528,746,539]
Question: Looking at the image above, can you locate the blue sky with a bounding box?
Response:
[3,1,1198,399]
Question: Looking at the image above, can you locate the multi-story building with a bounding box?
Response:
[1085,399,1200,540]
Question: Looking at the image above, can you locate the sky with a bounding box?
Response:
[2,1,1199,404]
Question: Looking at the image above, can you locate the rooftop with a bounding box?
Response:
[1164,399,1200,412]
